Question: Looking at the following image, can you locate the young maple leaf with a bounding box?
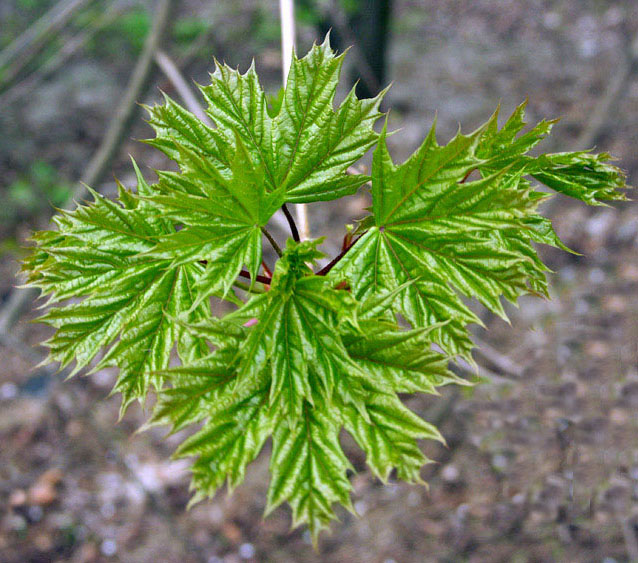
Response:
[145,239,457,542]
[23,165,211,410]
[330,104,628,360]
[148,35,385,204]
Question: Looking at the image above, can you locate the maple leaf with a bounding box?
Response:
[143,239,459,541]
[142,133,284,302]
[23,165,211,410]
[477,102,627,206]
[331,104,628,359]
[147,35,385,204]
[222,240,369,422]
[267,402,354,543]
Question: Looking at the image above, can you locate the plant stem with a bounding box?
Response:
[317,233,364,276]
[281,203,300,241]
[0,0,176,336]
[261,260,273,278]
[262,227,283,257]
[240,269,272,286]
[279,0,295,83]
[279,0,310,241]
[234,280,266,294]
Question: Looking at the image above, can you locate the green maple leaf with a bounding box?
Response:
[143,239,460,541]
[478,102,627,206]
[148,35,384,204]
[142,133,284,302]
[331,104,628,359]
[222,240,369,422]
[267,402,354,543]
[24,166,211,410]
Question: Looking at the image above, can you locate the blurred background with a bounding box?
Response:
[1,1,638,561]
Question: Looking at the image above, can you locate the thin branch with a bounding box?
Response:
[471,336,524,379]
[262,227,283,257]
[0,0,128,105]
[0,0,96,88]
[317,234,364,276]
[281,203,300,241]
[233,279,266,294]
[154,49,212,125]
[0,0,176,336]
[239,270,272,286]
[199,262,271,289]
[279,0,310,241]
[261,260,273,278]
[279,0,295,84]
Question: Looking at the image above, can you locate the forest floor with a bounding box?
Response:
[2,1,638,562]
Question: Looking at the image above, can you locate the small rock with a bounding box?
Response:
[27,505,43,522]
[100,538,117,557]
[222,522,242,544]
[28,468,63,506]
[585,340,609,359]
[441,464,461,483]
[421,518,446,536]
[9,488,27,507]
[0,382,18,400]
[354,500,367,515]
[40,467,63,486]
[28,482,57,506]
[609,407,629,425]
[76,542,99,563]
[239,543,255,559]
[33,532,53,551]
[603,294,626,313]
[619,263,638,282]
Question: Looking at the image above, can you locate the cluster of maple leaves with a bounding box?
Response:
[23,37,628,540]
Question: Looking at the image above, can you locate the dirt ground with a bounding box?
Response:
[2,1,638,562]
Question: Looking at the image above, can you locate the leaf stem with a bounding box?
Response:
[234,279,266,294]
[317,233,364,276]
[261,227,283,257]
[240,269,272,286]
[281,203,300,242]
[261,260,273,278]
[460,168,475,183]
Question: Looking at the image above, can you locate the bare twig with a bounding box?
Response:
[0,0,176,336]
[279,0,310,241]
[262,227,283,257]
[279,0,295,84]
[322,0,382,96]
[471,336,524,379]
[281,203,300,242]
[239,269,271,286]
[317,233,363,275]
[0,0,95,87]
[452,356,519,386]
[154,50,212,125]
[0,0,130,105]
